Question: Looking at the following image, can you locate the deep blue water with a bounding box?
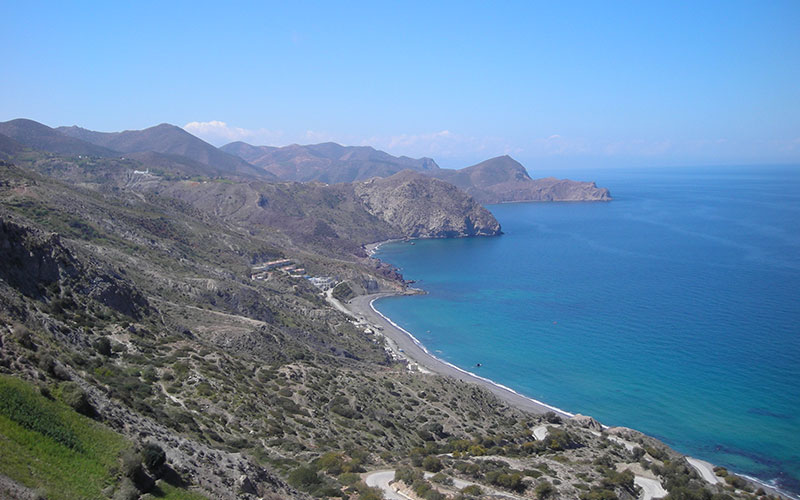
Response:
[374,165,800,496]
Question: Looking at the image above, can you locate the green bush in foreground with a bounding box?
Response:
[0,378,82,450]
[0,375,126,499]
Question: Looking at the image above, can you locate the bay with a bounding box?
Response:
[374,165,800,495]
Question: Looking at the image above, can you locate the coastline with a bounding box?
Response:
[342,292,572,417]
[340,291,796,499]
[341,238,797,500]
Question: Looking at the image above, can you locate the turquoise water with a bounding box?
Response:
[374,166,800,496]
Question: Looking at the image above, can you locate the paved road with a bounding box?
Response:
[635,476,668,500]
[687,458,719,485]
[364,470,413,500]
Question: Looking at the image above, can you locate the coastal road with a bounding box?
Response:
[686,458,719,485]
[364,470,413,500]
[634,476,668,500]
[345,293,569,416]
[364,470,525,500]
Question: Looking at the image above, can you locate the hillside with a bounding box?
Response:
[58,124,271,179]
[430,155,612,204]
[0,131,768,500]
[354,170,501,238]
[223,140,611,202]
[221,141,440,183]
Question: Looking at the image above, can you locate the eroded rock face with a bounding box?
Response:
[0,217,149,318]
[571,414,604,432]
[355,171,502,238]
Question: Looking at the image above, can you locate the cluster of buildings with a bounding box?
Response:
[250,259,338,290]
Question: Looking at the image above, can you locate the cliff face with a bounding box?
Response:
[354,170,502,238]
[431,155,611,204]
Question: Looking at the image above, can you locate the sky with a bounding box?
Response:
[1,1,799,170]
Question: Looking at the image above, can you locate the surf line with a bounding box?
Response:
[369,297,574,418]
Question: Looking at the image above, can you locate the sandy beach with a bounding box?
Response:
[341,292,572,417]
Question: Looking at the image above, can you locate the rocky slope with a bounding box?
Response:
[355,170,501,238]
[222,139,611,203]
[430,155,612,203]
[222,141,440,183]
[58,123,270,179]
[0,128,775,500]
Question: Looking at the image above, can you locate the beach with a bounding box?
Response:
[341,292,572,417]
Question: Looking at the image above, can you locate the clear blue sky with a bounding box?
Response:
[2,1,798,169]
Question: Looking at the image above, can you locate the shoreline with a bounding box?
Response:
[342,291,796,499]
[341,238,797,499]
[342,291,573,417]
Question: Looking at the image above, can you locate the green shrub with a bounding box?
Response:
[338,472,360,486]
[535,480,556,499]
[461,484,482,496]
[94,337,112,356]
[430,472,452,485]
[288,465,322,491]
[141,442,166,470]
[422,455,443,473]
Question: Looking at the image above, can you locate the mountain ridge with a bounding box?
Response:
[223,140,611,202]
[57,123,271,179]
[221,140,440,183]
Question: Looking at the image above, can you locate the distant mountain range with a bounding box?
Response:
[0,119,118,157]
[0,118,610,203]
[221,141,439,183]
[57,123,270,179]
[220,141,610,203]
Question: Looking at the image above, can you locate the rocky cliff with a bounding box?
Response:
[354,170,501,238]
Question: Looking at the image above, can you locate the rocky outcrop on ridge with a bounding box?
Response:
[355,170,502,238]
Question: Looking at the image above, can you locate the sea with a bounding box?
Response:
[372,165,800,497]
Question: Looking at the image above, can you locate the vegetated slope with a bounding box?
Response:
[0,119,118,157]
[355,170,502,238]
[221,141,440,183]
[0,141,760,500]
[430,155,612,203]
[0,133,25,159]
[58,124,271,179]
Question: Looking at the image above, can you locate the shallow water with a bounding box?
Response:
[374,165,800,495]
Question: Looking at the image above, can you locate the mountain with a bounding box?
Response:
[221,141,439,183]
[355,170,501,238]
[0,133,25,158]
[430,155,612,203]
[0,119,118,157]
[152,172,500,259]
[223,140,610,202]
[0,140,760,500]
[58,124,272,179]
